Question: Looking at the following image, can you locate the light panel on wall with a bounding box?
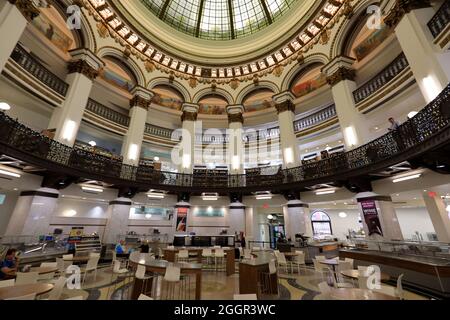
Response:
[283,147,294,164]
[0,165,21,178]
[81,185,104,193]
[344,126,357,147]
[147,190,165,199]
[315,189,336,195]
[422,75,441,102]
[202,192,218,201]
[128,143,139,161]
[182,154,191,169]
[255,191,273,200]
[392,173,421,183]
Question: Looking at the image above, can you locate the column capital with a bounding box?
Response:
[226,104,244,124]
[181,103,199,122]
[129,86,154,110]
[323,56,356,86]
[273,92,296,114]
[67,48,105,80]
[385,0,432,28]
[9,0,40,21]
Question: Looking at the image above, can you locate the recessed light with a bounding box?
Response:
[393,173,421,183]
[0,102,11,111]
[316,190,336,195]
[88,141,97,147]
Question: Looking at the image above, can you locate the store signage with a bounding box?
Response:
[360,200,383,236]
[68,227,84,243]
[176,207,188,232]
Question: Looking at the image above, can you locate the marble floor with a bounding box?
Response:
[48,262,429,300]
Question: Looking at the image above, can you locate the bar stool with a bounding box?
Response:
[202,248,212,266]
[259,259,278,298]
[161,264,182,300]
[135,264,156,298]
[176,250,189,263]
[107,260,132,300]
[213,248,225,271]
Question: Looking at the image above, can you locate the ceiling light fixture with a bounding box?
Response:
[316,190,336,195]
[202,192,218,201]
[392,173,421,183]
[0,102,11,111]
[81,185,104,193]
[88,141,97,147]
[255,191,272,200]
[0,165,21,178]
[147,190,165,199]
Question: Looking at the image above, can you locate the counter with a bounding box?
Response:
[239,251,278,297]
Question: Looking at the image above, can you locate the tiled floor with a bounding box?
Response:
[49,263,429,300]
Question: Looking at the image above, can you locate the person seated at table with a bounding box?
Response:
[139,240,150,253]
[0,248,19,280]
[115,240,125,254]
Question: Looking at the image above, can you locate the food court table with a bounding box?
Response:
[0,283,54,300]
[128,253,203,300]
[340,270,390,282]
[164,247,235,276]
[330,288,398,300]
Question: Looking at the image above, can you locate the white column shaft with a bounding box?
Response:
[229,121,244,174]
[103,199,131,244]
[278,111,301,168]
[422,192,450,242]
[122,106,147,166]
[180,120,196,173]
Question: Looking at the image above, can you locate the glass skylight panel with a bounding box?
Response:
[195,68,202,76]
[266,56,275,66]
[199,0,231,40]
[99,8,113,19]
[153,52,163,62]
[118,27,130,37]
[145,47,154,57]
[164,0,201,36]
[232,0,267,38]
[234,67,242,76]
[266,0,294,19]
[136,42,146,51]
[187,65,194,74]
[140,0,165,17]
[127,34,139,44]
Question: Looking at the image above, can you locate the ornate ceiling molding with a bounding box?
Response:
[9,0,40,21]
[385,0,432,28]
[82,0,348,83]
[275,100,295,114]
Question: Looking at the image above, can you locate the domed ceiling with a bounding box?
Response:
[140,0,296,40]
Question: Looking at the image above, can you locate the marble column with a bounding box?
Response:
[283,200,313,241]
[102,198,132,244]
[356,192,403,242]
[226,105,245,174]
[47,49,104,146]
[386,0,450,103]
[272,92,301,168]
[0,0,39,73]
[4,188,59,237]
[121,86,154,166]
[422,191,450,242]
[178,103,199,174]
[229,201,246,235]
[323,56,372,149]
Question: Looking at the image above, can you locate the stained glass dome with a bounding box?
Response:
[140,0,297,40]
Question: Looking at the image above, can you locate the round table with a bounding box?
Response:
[330,288,398,300]
[0,283,54,300]
[30,267,59,275]
[340,270,390,282]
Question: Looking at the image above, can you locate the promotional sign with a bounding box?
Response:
[67,227,84,243]
[193,207,225,217]
[176,207,188,232]
[360,200,383,236]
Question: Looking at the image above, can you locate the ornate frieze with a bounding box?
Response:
[67,60,99,80]
[326,67,355,86]
[228,112,244,124]
[385,0,432,28]
[9,0,40,21]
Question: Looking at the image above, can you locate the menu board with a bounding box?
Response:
[360,200,383,236]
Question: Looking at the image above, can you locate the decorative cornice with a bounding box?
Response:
[326,66,355,86]
[181,110,198,122]
[275,100,295,114]
[130,95,150,111]
[228,112,244,124]
[9,0,40,21]
[385,0,432,28]
[67,60,99,80]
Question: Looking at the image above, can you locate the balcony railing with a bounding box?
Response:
[10,45,69,97]
[353,53,410,104]
[145,123,175,140]
[428,0,450,38]
[294,104,337,132]
[86,99,130,127]
[1,83,449,191]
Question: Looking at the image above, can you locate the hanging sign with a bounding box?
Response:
[360,200,383,236]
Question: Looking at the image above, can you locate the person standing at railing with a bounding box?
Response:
[388,117,405,150]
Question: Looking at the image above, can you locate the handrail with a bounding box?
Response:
[10,45,69,97]
[0,82,449,191]
[353,53,410,104]
[294,104,337,132]
[428,0,450,38]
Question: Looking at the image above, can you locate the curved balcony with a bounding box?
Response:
[428,0,450,38]
[1,83,449,193]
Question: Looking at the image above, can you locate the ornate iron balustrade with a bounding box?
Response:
[353,53,410,104]
[294,105,337,132]
[86,99,130,127]
[10,45,69,97]
[428,0,450,38]
[0,83,449,191]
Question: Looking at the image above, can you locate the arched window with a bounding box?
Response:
[311,210,332,235]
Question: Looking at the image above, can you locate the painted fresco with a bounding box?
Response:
[198,103,226,115]
[353,23,393,61]
[99,68,134,92]
[152,93,183,111]
[31,14,73,52]
[292,73,327,98]
[244,99,275,113]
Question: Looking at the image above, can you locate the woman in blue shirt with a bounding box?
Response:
[0,249,19,280]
